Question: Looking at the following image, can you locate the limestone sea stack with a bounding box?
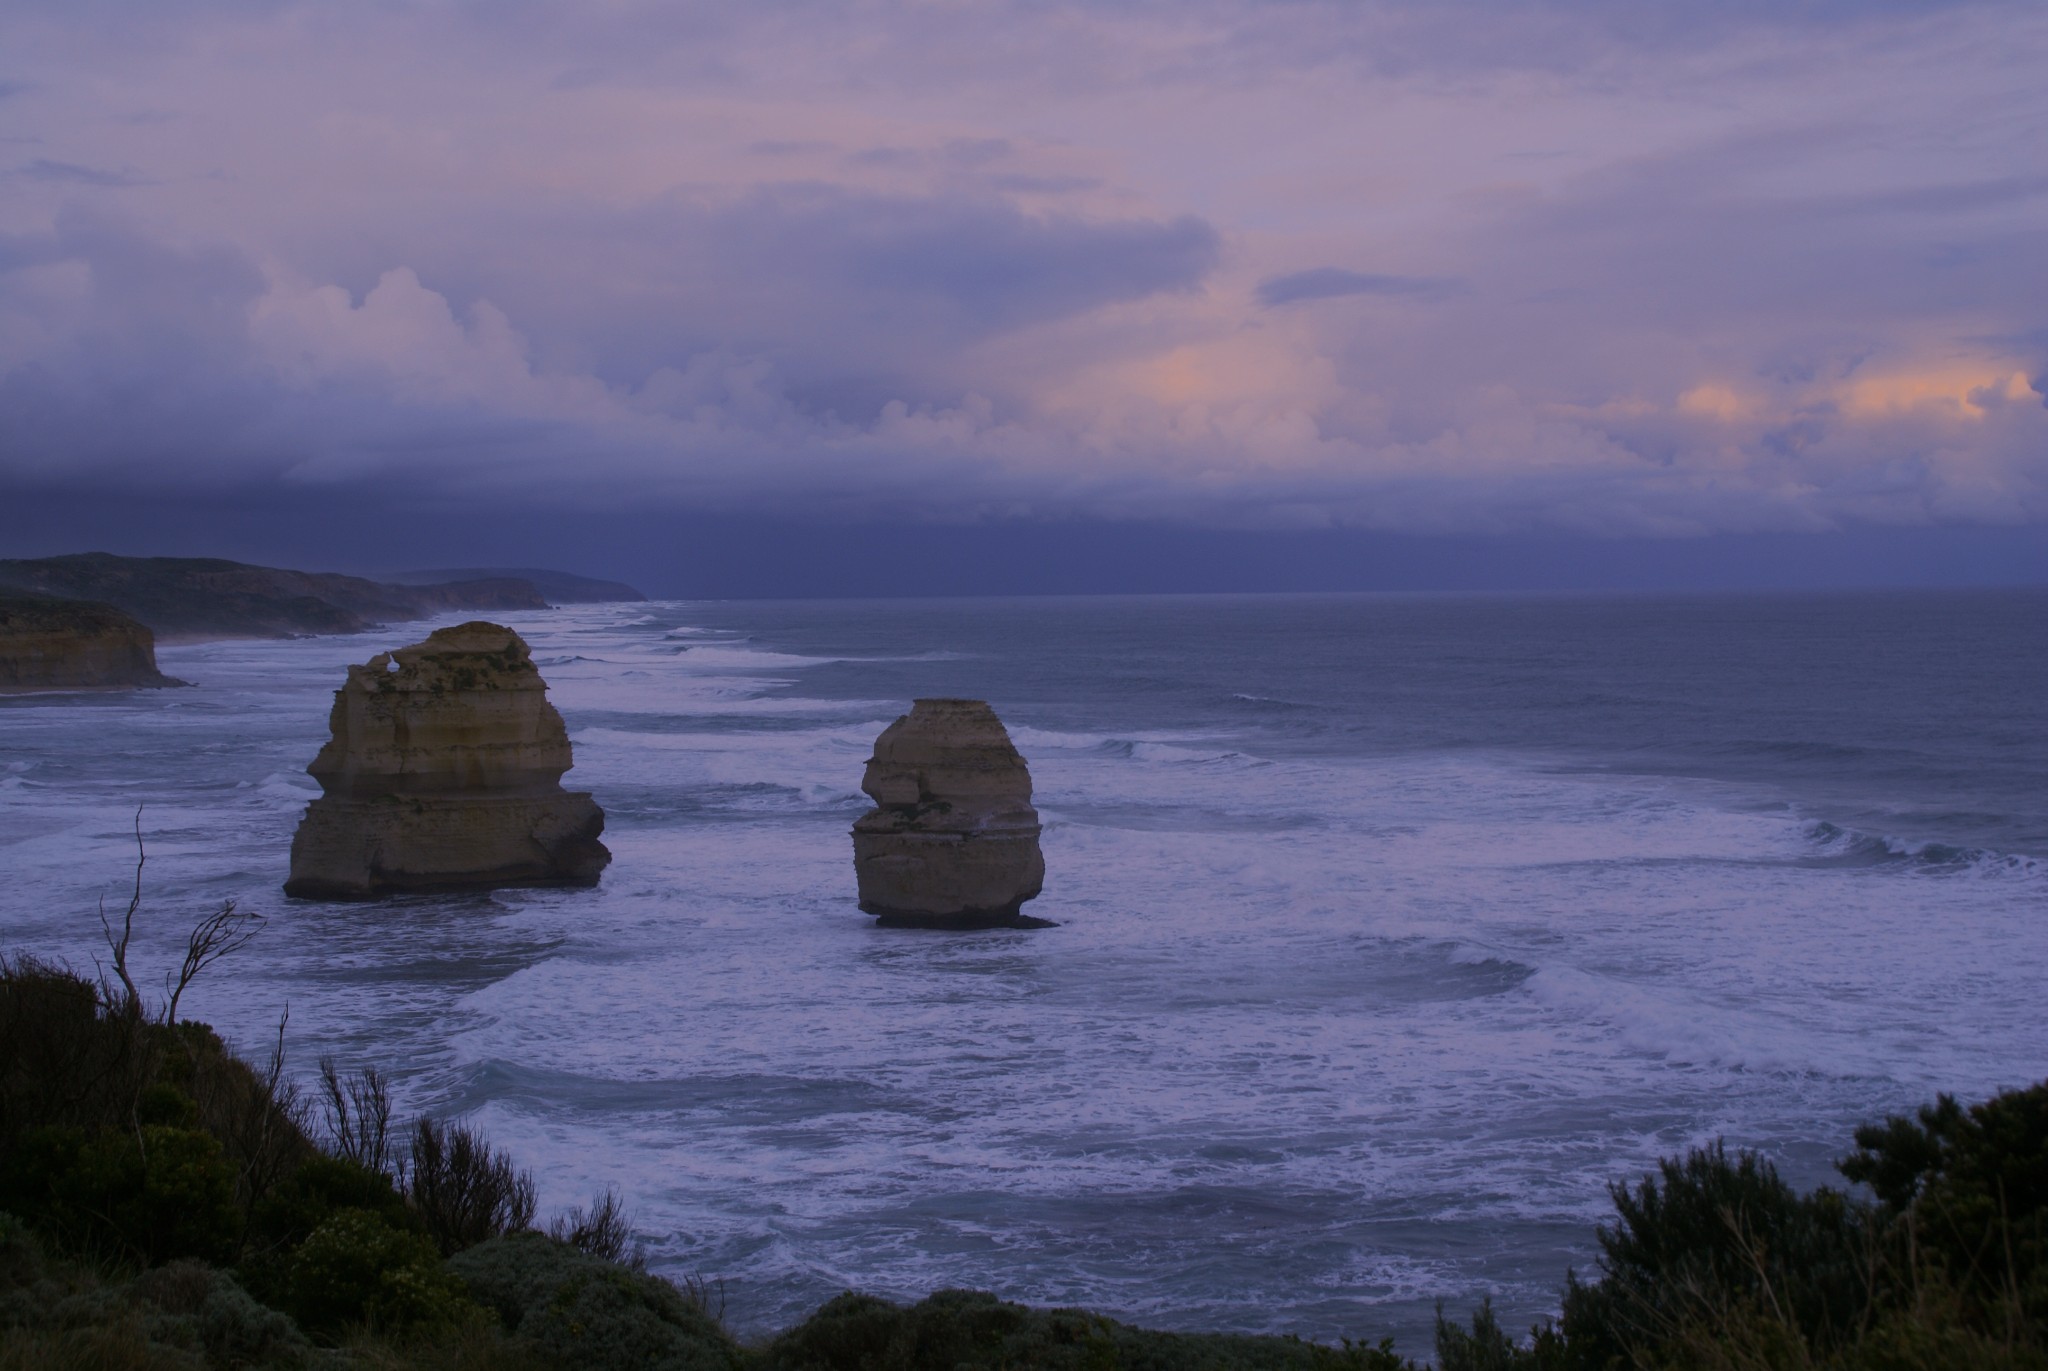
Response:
[283,622,610,900]
[851,699,1047,926]
[0,593,183,692]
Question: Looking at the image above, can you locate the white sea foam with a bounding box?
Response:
[3,604,2044,1352]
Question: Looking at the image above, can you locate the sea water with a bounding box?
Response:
[2,590,2044,1354]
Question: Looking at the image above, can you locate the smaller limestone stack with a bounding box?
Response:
[284,622,609,900]
[851,699,1046,925]
[0,593,182,692]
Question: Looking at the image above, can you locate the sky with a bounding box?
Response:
[2,0,2045,595]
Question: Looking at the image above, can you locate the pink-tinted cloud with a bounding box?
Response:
[0,0,2043,538]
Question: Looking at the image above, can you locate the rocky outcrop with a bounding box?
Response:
[0,593,184,692]
[284,622,609,900]
[0,553,549,641]
[851,699,1047,926]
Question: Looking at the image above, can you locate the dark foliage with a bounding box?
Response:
[1434,1300,1568,1371]
[447,1232,738,1371]
[758,1286,1415,1370]
[0,958,310,1269]
[547,1187,637,1267]
[282,1208,470,1339]
[4,1123,241,1267]
[1842,1080,2048,1327]
[0,954,154,1144]
[316,1059,394,1178]
[400,1119,537,1258]
[0,1214,313,1369]
[1557,1142,1872,1367]
[12,939,2048,1371]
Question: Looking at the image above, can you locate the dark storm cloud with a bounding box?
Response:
[0,0,2042,559]
[363,185,1221,396]
[1257,268,1464,307]
[709,185,1218,335]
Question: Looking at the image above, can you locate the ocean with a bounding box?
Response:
[2,589,2044,1355]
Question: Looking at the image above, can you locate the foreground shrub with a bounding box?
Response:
[402,1120,536,1258]
[1433,1299,1568,1371]
[1557,1143,1871,1368]
[0,1213,312,1369]
[448,1232,738,1371]
[2,1121,241,1266]
[331,1316,556,1371]
[0,955,153,1143]
[1841,1079,2048,1328]
[284,1208,471,1340]
[547,1187,637,1266]
[248,1154,416,1255]
[759,1286,1414,1370]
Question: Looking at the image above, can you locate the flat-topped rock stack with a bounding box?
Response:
[851,698,1048,926]
[0,593,183,692]
[284,621,610,899]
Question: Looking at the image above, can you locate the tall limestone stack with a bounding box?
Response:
[284,622,610,899]
[851,699,1047,925]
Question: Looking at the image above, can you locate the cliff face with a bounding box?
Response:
[383,568,647,604]
[851,699,1046,925]
[284,622,610,899]
[0,553,549,641]
[0,594,183,692]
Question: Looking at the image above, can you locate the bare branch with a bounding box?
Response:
[164,899,265,1025]
[318,1057,395,1175]
[95,806,146,1016]
[549,1186,639,1266]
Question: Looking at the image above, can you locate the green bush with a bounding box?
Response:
[1841,1080,2048,1327]
[1557,1142,1870,1368]
[250,1154,416,1251]
[447,1232,738,1371]
[760,1286,1414,1370]
[1433,1300,1568,1371]
[402,1120,536,1258]
[127,1260,314,1369]
[285,1208,470,1340]
[0,1216,312,1370]
[2,1122,241,1266]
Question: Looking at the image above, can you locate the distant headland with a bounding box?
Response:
[0,552,646,644]
[0,591,185,692]
[380,566,647,607]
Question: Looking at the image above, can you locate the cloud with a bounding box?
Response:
[0,0,2043,547]
[1256,268,1464,307]
[16,158,146,187]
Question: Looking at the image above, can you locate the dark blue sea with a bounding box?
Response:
[3,589,2044,1354]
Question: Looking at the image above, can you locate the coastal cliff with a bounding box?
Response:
[0,592,183,692]
[0,552,550,641]
[284,621,610,899]
[851,698,1046,925]
[383,567,647,604]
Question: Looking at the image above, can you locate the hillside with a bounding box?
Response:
[0,553,550,641]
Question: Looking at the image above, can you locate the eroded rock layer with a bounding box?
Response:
[0,593,182,692]
[851,698,1045,925]
[284,621,609,899]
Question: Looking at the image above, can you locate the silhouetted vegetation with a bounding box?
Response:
[1434,1081,2048,1370]
[5,928,2046,1367]
[756,1288,1411,1370]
